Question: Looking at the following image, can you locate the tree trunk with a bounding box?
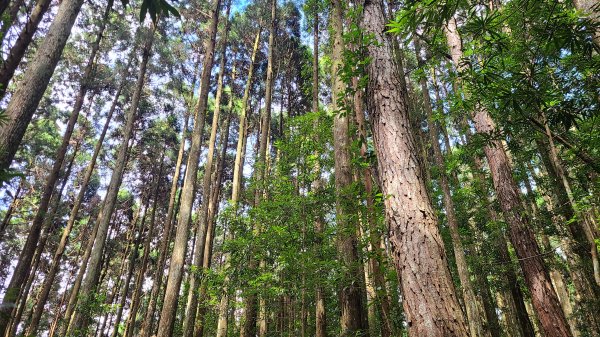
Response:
[0,0,25,59]
[123,153,165,337]
[360,1,469,335]
[0,0,52,99]
[20,7,118,334]
[110,202,149,337]
[0,0,86,169]
[0,3,113,332]
[155,0,220,334]
[414,36,490,337]
[231,27,261,204]
[330,2,369,336]
[241,2,276,337]
[67,24,156,334]
[139,54,197,336]
[311,9,327,337]
[572,0,600,46]
[444,15,572,337]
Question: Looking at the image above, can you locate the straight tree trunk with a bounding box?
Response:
[311,10,327,337]
[331,1,369,335]
[0,0,86,170]
[444,15,573,337]
[139,51,200,337]
[21,6,119,334]
[231,27,261,203]
[414,36,490,337]
[123,153,165,337]
[0,0,52,99]
[67,24,156,334]
[0,2,112,332]
[110,203,150,337]
[182,5,231,335]
[155,0,221,334]
[360,1,470,335]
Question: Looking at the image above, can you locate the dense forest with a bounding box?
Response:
[0,0,598,336]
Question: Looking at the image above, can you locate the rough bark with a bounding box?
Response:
[155,0,220,334]
[0,0,85,169]
[360,1,470,335]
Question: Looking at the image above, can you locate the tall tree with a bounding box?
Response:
[155,0,221,334]
[0,0,87,171]
[360,0,470,335]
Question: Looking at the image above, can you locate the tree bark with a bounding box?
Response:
[0,0,52,99]
[20,6,118,334]
[330,2,369,336]
[0,0,86,170]
[360,1,470,335]
[414,36,490,337]
[444,14,573,337]
[155,0,220,334]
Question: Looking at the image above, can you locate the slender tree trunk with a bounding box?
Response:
[123,153,165,337]
[0,178,22,239]
[414,36,489,337]
[0,0,52,99]
[444,15,573,337]
[310,10,327,337]
[0,3,113,332]
[241,2,275,337]
[21,9,118,335]
[155,0,220,334]
[182,6,231,336]
[139,61,196,337]
[67,24,156,334]
[217,28,261,337]
[353,72,393,337]
[110,202,149,337]
[0,0,86,170]
[231,27,261,203]
[0,0,24,42]
[360,1,470,335]
[330,1,369,335]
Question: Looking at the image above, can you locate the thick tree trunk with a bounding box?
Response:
[155,0,220,334]
[360,1,469,335]
[67,24,156,334]
[0,0,85,170]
